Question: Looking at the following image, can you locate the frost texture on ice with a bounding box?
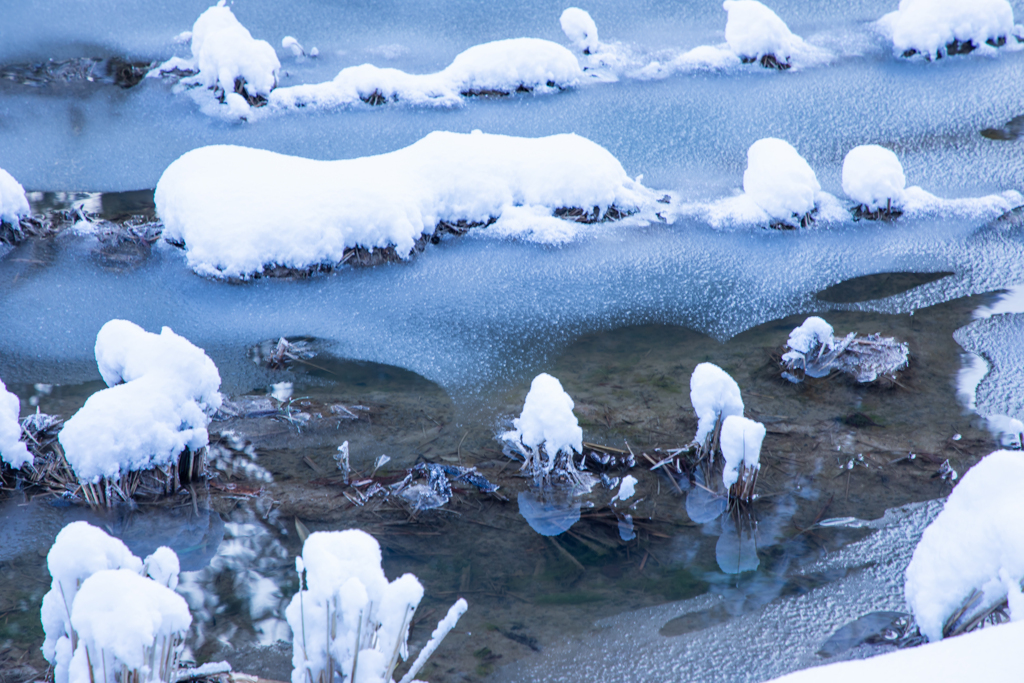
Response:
[720,415,765,490]
[41,521,184,683]
[58,320,222,483]
[156,131,656,279]
[905,450,1024,642]
[0,166,30,226]
[68,569,191,683]
[842,145,907,212]
[877,0,1021,59]
[690,362,744,445]
[0,377,31,469]
[743,138,822,226]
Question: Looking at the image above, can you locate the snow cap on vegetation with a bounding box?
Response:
[784,316,834,356]
[720,415,766,489]
[0,378,31,469]
[512,373,583,458]
[723,1,802,62]
[269,38,581,112]
[878,0,1018,59]
[842,145,907,211]
[905,450,1024,642]
[189,1,279,98]
[561,7,600,53]
[286,530,435,683]
[743,138,821,225]
[615,475,638,502]
[68,569,191,683]
[59,320,222,482]
[690,363,745,444]
[0,166,30,225]
[156,131,654,279]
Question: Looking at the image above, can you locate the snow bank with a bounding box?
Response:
[41,522,184,683]
[0,166,30,226]
[269,38,581,112]
[905,450,1024,642]
[764,619,1024,683]
[842,145,907,211]
[878,0,1020,59]
[0,377,31,469]
[561,7,600,54]
[720,415,765,489]
[743,138,822,226]
[156,131,655,279]
[69,569,191,683]
[723,1,804,66]
[58,320,222,483]
[286,530,465,683]
[690,363,744,445]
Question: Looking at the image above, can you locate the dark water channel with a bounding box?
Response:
[0,262,1000,682]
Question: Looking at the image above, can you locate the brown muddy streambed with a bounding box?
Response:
[0,243,1004,682]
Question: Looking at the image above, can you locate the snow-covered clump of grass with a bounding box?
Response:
[842,145,907,217]
[877,0,1022,60]
[153,1,279,111]
[905,450,1024,642]
[269,38,581,112]
[501,373,584,485]
[156,131,657,280]
[58,320,222,493]
[781,316,909,384]
[0,166,30,228]
[0,377,32,470]
[690,363,745,446]
[722,0,808,69]
[560,7,600,54]
[41,521,186,683]
[720,415,765,501]
[743,138,822,227]
[286,529,467,683]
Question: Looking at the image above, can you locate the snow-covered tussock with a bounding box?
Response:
[723,1,805,67]
[781,316,909,384]
[41,522,186,683]
[58,320,222,483]
[560,7,600,54]
[720,415,765,489]
[269,38,581,112]
[155,131,656,279]
[502,373,584,483]
[905,451,1024,642]
[690,363,745,445]
[0,378,32,469]
[0,166,30,226]
[743,138,822,227]
[842,145,906,213]
[878,0,1021,59]
[286,530,467,683]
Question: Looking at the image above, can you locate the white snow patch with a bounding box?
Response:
[0,378,31,469]
[0,166,30,226]
[877,0,1021,59]
[784,316,835,355]
[723,1,803,64]
[505,373,583,461]
[560,7,600,54]
[614,475,638,502]
[690,363,744,445]
[155,131,657,279]
[58,320,222,483]
[743,138,822,226]
[720,415,765,489]
[905,450,1024,641]
[842,145,907,211]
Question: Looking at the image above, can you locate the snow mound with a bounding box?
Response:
[58,320,222,483]
[723,1,804,67]
[269,38,581,113]
[507,373,583,461]
[155,131,656,279]
[0,377,31,469]
[690,363,744,445]
[561,7,600,54]
[743,138,822,226]
[69,569,191,683]
[156,2,279,104]
[784,316,834,356]
[720,415,765,490]
[0,166,30,226]
[842,145,907,212]
[878,0,1020,59]
[286,529,465,683]
[905,450,1024,642]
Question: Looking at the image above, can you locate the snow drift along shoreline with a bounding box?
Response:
[155,130,658,280]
